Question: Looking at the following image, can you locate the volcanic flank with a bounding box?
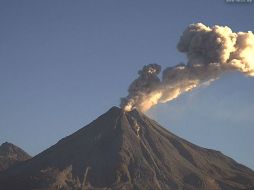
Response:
[0,107,254,190]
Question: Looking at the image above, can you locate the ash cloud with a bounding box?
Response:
[121,23,254,112]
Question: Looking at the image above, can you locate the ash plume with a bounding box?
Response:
[121,23,254,112]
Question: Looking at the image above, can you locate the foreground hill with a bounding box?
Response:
[0,142,31,172]
[0,107,254,190]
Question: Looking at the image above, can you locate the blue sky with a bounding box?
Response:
[0,0,254,169]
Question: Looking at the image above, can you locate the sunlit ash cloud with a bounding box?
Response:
[121,23,254,112]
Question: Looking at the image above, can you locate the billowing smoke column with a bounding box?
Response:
[121,23,254,112]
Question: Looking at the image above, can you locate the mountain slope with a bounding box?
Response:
[0,106,254,190]
[0,142,31,172]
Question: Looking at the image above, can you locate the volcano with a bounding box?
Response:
[0,142,31,172]
[0,106,254,190]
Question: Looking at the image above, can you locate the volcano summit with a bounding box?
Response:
[0,107,254,190]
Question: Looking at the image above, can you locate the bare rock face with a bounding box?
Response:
[0,142,31,172]
[0,106,254,190]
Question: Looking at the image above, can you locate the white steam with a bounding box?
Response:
[121,23,254,112]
